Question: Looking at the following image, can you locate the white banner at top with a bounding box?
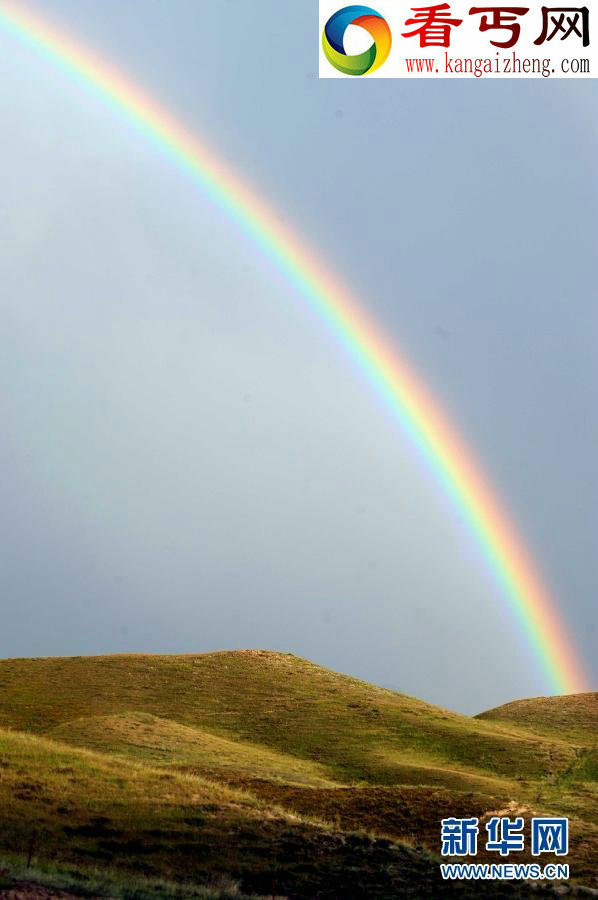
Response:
[319,1,596,77]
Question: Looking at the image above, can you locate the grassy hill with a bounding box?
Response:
[0,651,579,784]
[477,691,598,796]
[477,691,598,743]
[1,727,459,899]
[0,651,595,897]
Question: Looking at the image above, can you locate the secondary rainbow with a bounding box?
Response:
[0,2,588,694]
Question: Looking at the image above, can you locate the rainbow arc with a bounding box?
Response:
[0,1,589,694]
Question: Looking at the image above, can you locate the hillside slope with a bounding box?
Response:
[0,727,468,899]
[47,711,335,786]
[0,652,595,895]
[478,692,597,804]
[0,651,580,787]
[0,726,557,899]
[477,692,598,744]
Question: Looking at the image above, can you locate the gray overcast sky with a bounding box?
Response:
[0,0,596,713]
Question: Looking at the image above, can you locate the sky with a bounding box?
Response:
[0,0,596,714]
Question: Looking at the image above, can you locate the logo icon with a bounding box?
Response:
[322,5,392,76]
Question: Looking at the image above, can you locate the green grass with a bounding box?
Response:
[0,651,594,896]
[477,692,598,747]
[0,728,292,878]
[0,651,581,784]
[47,712,335,787]
[0,726,507,899]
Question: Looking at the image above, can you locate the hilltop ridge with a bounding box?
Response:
[477,691,598,739]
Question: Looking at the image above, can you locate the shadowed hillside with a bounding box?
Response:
[0,727,480,899]
[0,652,595,897]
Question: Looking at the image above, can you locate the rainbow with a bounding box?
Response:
[0,2,588,694]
